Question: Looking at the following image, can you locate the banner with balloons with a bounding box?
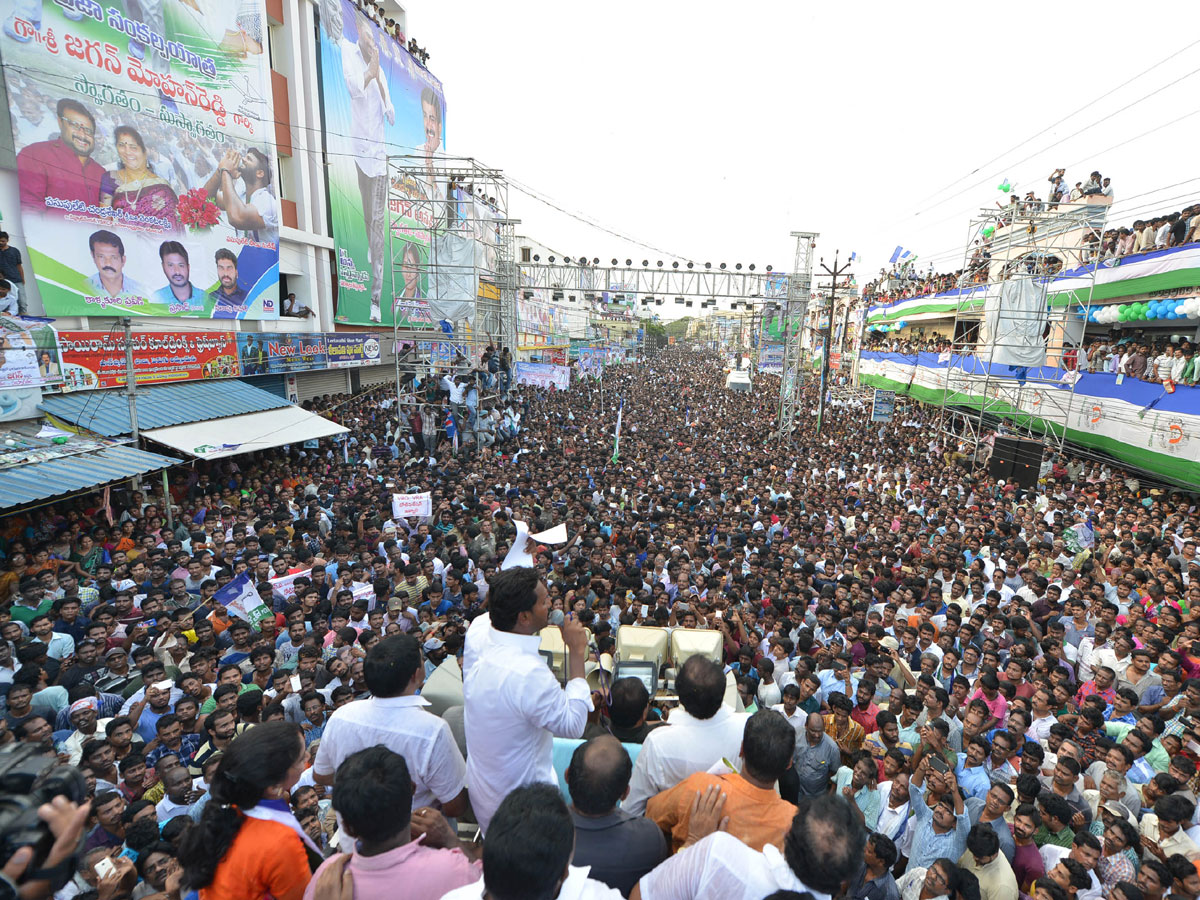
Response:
[1089,296,1200,324]
[866,245,1200,325]
[857,350,1200,484]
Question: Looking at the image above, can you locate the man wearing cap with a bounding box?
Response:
[94,647,137,696]
[60,696,105,766]
[423,638,446,679]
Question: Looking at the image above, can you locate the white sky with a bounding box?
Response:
[416,1,1200,318]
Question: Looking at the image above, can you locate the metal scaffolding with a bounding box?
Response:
[936,199,1108,462]
[777,231,819,434]
[385,155,517,403]
[516,262,789,307]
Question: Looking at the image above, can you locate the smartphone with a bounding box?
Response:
[928,755,950,774]
[290,674,302,692]
[640,604,649,618]
[94,857,116,879]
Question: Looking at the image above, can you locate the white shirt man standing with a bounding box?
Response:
[462,566,591,834]
[624,656,749,816]
[313,633,467,821]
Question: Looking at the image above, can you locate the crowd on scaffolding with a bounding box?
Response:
[862,167,1198,313]
[4,347,1200,900]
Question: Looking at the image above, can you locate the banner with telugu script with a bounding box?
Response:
[57,329,239,389]
[1,0,281,319]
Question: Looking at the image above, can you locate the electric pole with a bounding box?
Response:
[121,317,140,494]
[122,317,139,446]
[815,252,853,437]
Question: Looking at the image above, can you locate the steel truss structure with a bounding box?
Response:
[777,232,819,434]
[385,155,519,405]
[516,262,790,309]
[936,200,1107,463]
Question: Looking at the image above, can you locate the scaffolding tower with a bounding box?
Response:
[385,155,518,405]
[936,199,1108,462]
[777,231,819,434]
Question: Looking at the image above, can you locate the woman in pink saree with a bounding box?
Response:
[99,125,179,230]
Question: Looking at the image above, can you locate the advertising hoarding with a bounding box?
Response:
[317,0,445,328]
[57,329,239,388]
[0,315,62,387]
[326,332,382,368]
[2,0,280,319]
[236,333,328,376]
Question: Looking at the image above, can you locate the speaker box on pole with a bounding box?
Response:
[988,436,1043,490]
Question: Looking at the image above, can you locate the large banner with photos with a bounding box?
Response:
[2,0,280,318]
[317,0,446,328]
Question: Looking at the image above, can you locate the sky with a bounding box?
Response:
[414,1,1200,319]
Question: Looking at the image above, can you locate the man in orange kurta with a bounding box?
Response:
[645,709,797,853]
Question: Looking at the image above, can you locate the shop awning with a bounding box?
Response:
[141,406,348,460]
[0,443,181,510]
[39,380,292,438]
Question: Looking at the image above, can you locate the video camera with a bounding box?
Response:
[0,743,88,898]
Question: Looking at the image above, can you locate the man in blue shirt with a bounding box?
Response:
[210,248,249,318]
[152,241,205,312]
[956,735,994,801]
[908,760,970,870]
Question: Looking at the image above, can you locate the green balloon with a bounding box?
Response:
[998,179,1012,192]
[982,226,995,238]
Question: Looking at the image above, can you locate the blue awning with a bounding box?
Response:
[38,380,292,437]
[0,444,181,510]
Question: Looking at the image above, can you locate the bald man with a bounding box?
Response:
[566,735,668,896]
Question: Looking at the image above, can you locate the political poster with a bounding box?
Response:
[0,315,62,387]
[870,389,896,423]
[758,344,784,374]
[270,567,312,601]
[391,491,431,519]
[317,0,446,327]
[237,333,328,376]
[327,333,383,368]
[214,572,273,627]
[1,0,280,319]
[512,361,570,391]
[57,329,239,389]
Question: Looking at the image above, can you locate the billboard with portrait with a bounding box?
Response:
[318,0,445,328]
[1,0,280,319]
[236,333,328,376]
[0,315,61,387]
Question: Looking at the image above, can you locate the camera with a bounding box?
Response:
[0,743,88,895]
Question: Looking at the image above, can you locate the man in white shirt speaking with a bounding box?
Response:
[463,566,591,833]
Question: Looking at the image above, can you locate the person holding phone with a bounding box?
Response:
[909,757,970,870]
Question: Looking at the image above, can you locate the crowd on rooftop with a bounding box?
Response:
[862,168,1200,313]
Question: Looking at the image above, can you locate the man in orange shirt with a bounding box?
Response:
[646,709,797,853]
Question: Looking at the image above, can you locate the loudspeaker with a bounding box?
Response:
[988,436,1042,490]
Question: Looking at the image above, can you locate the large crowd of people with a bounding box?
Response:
[2,345,1200,900]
